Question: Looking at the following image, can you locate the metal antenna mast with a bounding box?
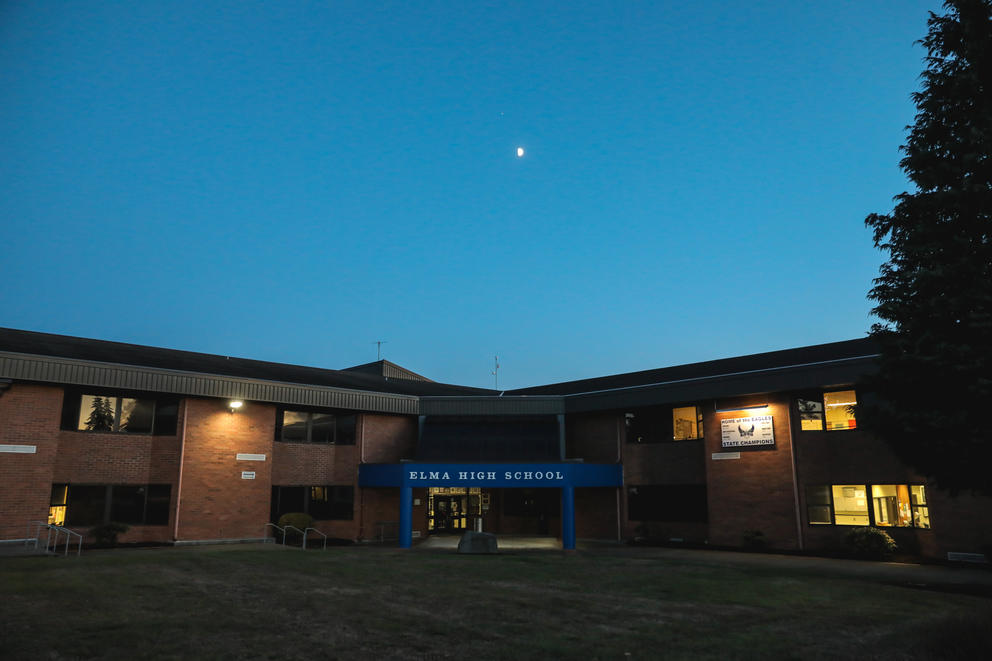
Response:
[492,355,500,389]
[373,341,387,361]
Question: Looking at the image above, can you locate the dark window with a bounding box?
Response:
[110,486,147,524]
[64,485,108,526]
[502,489,560,517]
[805,485,832,524]
[277,409,357,445]
[57,484,171,526]
[271,485,354,521]
[309,486,354,520]
[62,389,179,436]
[627,485,708,523]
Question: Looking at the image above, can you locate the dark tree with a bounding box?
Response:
[84,396,115,432]
[861,1,992,495]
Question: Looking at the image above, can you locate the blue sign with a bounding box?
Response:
[359,462,622,488]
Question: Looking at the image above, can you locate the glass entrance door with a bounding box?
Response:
[431,496,466,532]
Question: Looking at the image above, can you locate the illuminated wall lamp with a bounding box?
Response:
[228,400,244,413]
[715,403,768,413]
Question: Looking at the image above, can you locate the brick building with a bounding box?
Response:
[1,327,988,559]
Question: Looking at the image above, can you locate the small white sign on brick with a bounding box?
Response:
[0,444,36,454]
[236,453,266,461]
[241,471,256,480]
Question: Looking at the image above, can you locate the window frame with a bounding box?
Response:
[804,482,931,529]
[52,483,172,527]
[270,484,355,521]
[62,388,179,436]
[796,389,858,433]
[625,404,704,444]
[275,408,358,445]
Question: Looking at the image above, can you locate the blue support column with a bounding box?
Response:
[562,485,576,550]
[399,486,413,548]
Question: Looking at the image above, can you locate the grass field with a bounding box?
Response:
[1,544,990,660]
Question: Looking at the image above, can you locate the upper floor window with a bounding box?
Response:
[797,390,857,431]
[626,405,703,443]
[277,409,356,444]
[61,389,179,435]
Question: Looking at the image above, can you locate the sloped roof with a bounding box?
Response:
[342,360,433,382]
[0,328,493,397]
[505,338,878,396]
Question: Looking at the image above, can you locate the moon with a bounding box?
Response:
[516,147,525,158]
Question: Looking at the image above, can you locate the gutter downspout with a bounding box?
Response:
[787,403,804,551]
[172,399,189,542]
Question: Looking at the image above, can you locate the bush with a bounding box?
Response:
[276,513,313,545]
[742,529,767,550]
[92,522,130,546]
[844,526,897,560]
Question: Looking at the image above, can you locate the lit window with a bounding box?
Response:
[797,399,824,431]
[672,406,703,440]
[49,484,67,526]
[831,484,870,525]
[911,485,931,529]
[278,410,357,444]
[872,484,913,527]
[806,483,931,529]
[823,390,857,430]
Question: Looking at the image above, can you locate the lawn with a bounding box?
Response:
[1,544,989,660]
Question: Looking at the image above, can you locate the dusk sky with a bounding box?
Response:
[1,1,940,389]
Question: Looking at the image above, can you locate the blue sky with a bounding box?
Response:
[0,1,939,389]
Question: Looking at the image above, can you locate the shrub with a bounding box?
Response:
[844,526,897,560]
[276,513,313,545]
[742,529,767,550]
[92,522,130,546]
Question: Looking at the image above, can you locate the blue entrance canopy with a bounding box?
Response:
[358,462,623,550]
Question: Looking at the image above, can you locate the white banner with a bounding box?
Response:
[721,415,774,447]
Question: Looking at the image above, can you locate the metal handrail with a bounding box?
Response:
[263,523,285,544]
[34,523,82,557]
[28,520,47,549]
[303,527,327,550]
[283,525,304,548]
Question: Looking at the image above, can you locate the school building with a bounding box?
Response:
[1,327,989,560]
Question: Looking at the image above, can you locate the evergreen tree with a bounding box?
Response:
[862,1,992,495]
[84,396,115,432]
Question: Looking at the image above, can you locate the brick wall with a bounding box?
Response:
[704,394,801,550]
[0,384,61,538]
[175,398,274,541]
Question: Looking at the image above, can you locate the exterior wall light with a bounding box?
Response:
[228,400,244,412]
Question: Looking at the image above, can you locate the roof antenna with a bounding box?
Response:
[373,340,387,361]
[492,354,500,389]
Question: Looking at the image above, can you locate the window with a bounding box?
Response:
[797,399,824,431]
[627,485,708,523]
[77,395,154,433]
[502,488,560,517]
[797,390,857,431]
[270,485,354,521]
[672,406,703,440]
[831,485,870,525]
[805,483,930,528]
[277,409,357,444]
[805,485,832,525]
[52,484,172,526]
[626,405,703,443]
[824,390,857,430]
[62,389,179,435]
